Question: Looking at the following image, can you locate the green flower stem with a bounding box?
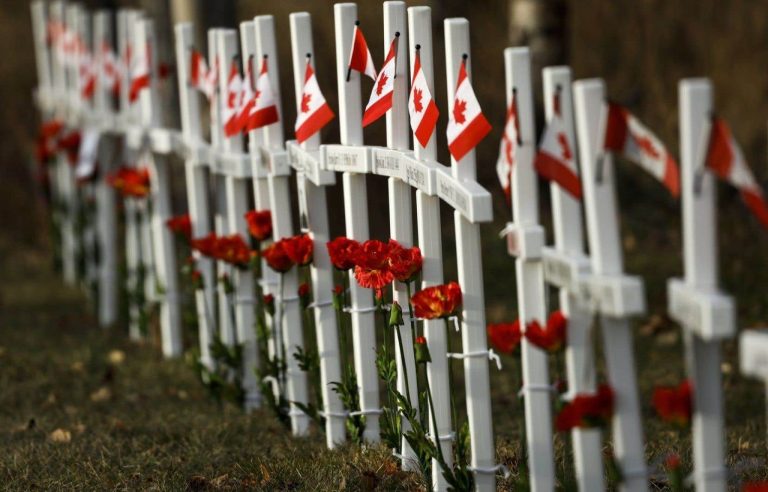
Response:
[404,281,418,358]
[394,323,413,409]
[424,363,447,467]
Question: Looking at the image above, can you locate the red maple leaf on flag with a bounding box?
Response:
[254,89,261,101]
[557,133,572,160]
[453,99,467,124]
[376,73,388,96]
[413,88,423,113]
[301,93,312,113]
[634,135,660,159]
[504,138,514,166]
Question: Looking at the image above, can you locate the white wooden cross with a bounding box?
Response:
[573,79,648,491]
[212,28,261,410]
[173,22,217,370]
[131,17,183,358]
[668,78,734,492]
[740,328,768,445]
[331,2,381,442]
[541,67,605,489]
[502,47,556,491]
[408,6,453,489]
[286,11,347,448]
[443,17,496,492]
[251,17,311,432]
[92,10,120,328]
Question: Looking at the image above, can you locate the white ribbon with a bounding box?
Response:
[447,348,502,370]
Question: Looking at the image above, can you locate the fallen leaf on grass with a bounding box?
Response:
[64,405,78,415]
[108,349,126,365]
[45,392,57,405]
[211,474,229,487]
[177,389,188,400]
[49,428,71,443]
[90,386,112,402]
[260,464,271,486]
[73,423,86,434]
[70,360,85,372]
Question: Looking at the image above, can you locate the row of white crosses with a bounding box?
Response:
[31,2,768,492]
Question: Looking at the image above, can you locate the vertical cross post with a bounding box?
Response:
[503,47,556,491]
[670,78,733,491]
[333,2,380,442]
[443,18,495,491]
[740,328,768,448]
[174,22,216,369]
[408,6,452,489]
[288,11,346,447]
[541,66,605,489]
[383,0,419,470]
[253,16,310,434]
[136,18,183,358]
[93,10,120,327]
[573,78,648,491]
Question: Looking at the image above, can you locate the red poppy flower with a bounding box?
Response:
[262,240,295,273]
[555,384,614,431]
[107,166,151,198]
[487,320,522,354]
[166,214,192,241]
[353,239,394,290]
[744,483,768,492]
[387,240,423,283]
[333,285,344,296]
[652,380,693,427]
[191,233,218,258]
[40,120,64,139]
[283,234,313,266]
[414,335,431,364]
[298,282,311,308]
[57,130,81,165]
[524,310,567,353]
[664,454,681,471]
[244,209,272,241]
[327,237,361,270]
[214,234,252,268]
[411,281,462,320]
[263,293,275,316]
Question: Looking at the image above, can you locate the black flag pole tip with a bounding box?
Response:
[395,31,400,37]
[306,52,312,59]
[462,53,468,60]
[415,44,421,51]
[555,84,562,92]
[263,54,268,59]
[355,20,360,26]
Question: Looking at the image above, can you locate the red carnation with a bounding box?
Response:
[387,240,423,283]
[652,380,693,427]
[213,234,253,268]
[107,166,152,199]
[555,384,614,431]
[487,321,522,354]
[166,214,192,242]
[327,237,361,271]
[244,209,272,242]
[283,234,314,266]
[191,233,219,258]
[353,239,394,290]
[411,281,462,320]
[524,310,567,353]
[262,240,295,273]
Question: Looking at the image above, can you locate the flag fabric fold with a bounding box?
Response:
[222,59,244,137]
[496,92,520,201]
[247,56,280,131]
[603,102,680,197]
[295,58,335,144]
[128,45,150,103]
[534,101,582,199]
[706,117,768,228]
[347,23,377,81]
[446,57,492,161]
[362,35,398,128]
[408,48,439,148]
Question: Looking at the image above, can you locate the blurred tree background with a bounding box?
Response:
[3,0,768,320]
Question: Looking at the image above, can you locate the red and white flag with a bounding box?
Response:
[347,22,376,81]
[237,59,256,132]
[79,53,97,101]
[189,49,209,93]
[706,117,768,228]
[408,47,439,148]
[534,94,582,199]
[222,59,244,137]
[446,57,492,161]
[362,35,398,128]
[295,58,335,144]
[99,43,121,96]
[496,93,521,201]
[128,45,150,103]
[247,56,280,130]
[603,102,680,197]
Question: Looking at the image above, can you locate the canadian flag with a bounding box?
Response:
[295,57,335,144]
[603,102,680,197]
[347,22,377,81]
[496,93,521,201]
[237,59,256,132]
[247,55,280,130]
[362,35,398,128]
[534,99,582,199]
[446,56,492,161]
[100,43,121,96]
[79,53,97,101]
[189,49,209,94]
[128,45,150,103]
[222,60,244,137]
[408,47,439,148]
[706,117,768,228]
